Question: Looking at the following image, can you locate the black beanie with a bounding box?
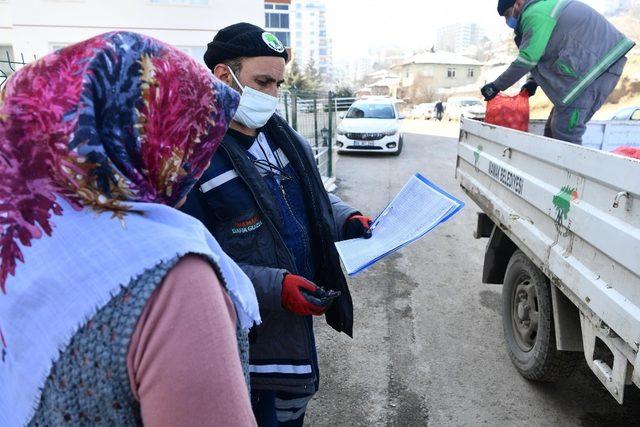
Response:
[497,0,517,16]
[203,22,289,70]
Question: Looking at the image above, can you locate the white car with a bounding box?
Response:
[610,105,640,121]
[410,102,435,119]
[445,97,486,121]
[336,99,404,155]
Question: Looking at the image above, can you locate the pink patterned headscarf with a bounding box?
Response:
[0,32,240,292]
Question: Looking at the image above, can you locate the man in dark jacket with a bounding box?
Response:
[434,100,444,121]
[481,0,635,144]
[181,23,372,426]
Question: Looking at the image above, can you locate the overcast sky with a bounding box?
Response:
[324,0,609,63]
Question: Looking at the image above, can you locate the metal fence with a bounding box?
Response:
[0,52,31,90]
[278,90,355,186]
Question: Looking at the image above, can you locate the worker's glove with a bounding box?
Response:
[281,274,340,316]
[481,83,499,101]
[344,214,373,239]
[521,81,538,97]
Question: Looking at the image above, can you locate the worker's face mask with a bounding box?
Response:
[228,66,278,129]
[506,7,520,29]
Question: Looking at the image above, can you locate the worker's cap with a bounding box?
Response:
[497,0,517,16]
[203,22,289,69]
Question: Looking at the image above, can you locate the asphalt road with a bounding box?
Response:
[304,120,640,426]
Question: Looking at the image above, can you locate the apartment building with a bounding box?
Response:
[290,0,331,77]
[436,23,487,54]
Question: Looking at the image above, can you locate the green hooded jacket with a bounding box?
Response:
[494,0,635,106]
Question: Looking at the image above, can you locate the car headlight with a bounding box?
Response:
[337,128,346,135]
[384,129,398,136]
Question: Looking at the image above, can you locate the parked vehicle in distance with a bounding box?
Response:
[336,98,404,155]
[410,102,436,119]
[610,105,640,121]
[445,97,486,121]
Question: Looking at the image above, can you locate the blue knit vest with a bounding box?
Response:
[29,256,250,426]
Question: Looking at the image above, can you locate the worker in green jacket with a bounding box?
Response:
[481,0,635,144]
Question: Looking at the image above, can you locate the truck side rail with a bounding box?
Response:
[456,118,640,357]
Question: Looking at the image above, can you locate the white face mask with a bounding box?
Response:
[228,66,278,129]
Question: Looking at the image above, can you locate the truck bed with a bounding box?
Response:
[456,117,640,400]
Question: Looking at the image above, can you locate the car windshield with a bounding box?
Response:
[346,104,396,119]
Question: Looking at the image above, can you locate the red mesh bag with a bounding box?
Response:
[612,146,640,160]
[485,90,530,132]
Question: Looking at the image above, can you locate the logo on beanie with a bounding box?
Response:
[262,32,285,53]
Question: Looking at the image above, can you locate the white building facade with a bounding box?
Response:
[0,0,262,69]
[290,0,331,77]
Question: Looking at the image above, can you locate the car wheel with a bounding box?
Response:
[502,250,580,382]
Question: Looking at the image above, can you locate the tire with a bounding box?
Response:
[393,138,403,156]
[502,250,580,382]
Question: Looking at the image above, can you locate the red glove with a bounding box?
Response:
[344,214,372,239]
[282,274,328,316]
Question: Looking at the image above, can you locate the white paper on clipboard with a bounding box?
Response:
[335,173,464,276]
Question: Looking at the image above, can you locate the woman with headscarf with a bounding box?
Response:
[0,31,260,426]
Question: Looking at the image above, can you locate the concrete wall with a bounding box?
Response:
[0,0,262,63]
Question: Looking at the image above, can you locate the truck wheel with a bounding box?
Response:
[502,250,580,382]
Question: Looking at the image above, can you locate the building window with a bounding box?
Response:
[468,68,475,78]
[150,0,208,5]
[266,12,289,29]
[447,67,456,78]
[275,4,288,10]
[264,3,273,9]
[272,32,290,47]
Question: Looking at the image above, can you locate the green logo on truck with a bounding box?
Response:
[474,145,483,171]
[553,186,578,227]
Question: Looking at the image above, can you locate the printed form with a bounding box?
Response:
[335,173,464,276]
